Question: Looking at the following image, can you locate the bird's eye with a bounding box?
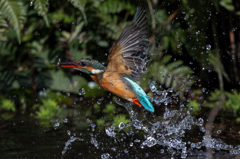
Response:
[81,62,86,66]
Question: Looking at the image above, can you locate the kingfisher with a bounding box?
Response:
[53,4,154,112]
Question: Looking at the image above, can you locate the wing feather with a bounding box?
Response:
[104,4,149,80]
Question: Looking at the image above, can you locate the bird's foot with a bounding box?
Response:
[132,98,142,107]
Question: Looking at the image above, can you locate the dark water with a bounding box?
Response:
[1,101,240,159]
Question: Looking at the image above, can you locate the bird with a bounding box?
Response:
[52,4,155,112]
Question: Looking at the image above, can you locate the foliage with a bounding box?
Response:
[0,99,15,112]
[143,55,194,91]
[93,103,100,113]
[0,99,16,120]
[96,118,105,128]
[204,89,240,119]
[0,0,26,43]
[36,99,61,120]
[103,104,116,114]
[188,100,200,115]
[113,114,129,129]
[208,51,230,91]
[225,90,240,115]
[0,0,240,119]
[33,0,49,26]
[95,103,130,130]
[220,0,235,11]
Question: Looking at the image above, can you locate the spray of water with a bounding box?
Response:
[61,84,240,158]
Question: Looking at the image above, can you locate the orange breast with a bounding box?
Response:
[90,73,135,101]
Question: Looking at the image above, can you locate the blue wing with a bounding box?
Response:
[123,77,154,112]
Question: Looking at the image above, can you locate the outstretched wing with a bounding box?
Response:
[104,4,149,80]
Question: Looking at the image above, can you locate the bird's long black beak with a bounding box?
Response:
[51,62,80,68]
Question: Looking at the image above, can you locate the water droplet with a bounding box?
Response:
[150,84,157,92]
[197,118,204,126]
[78,88,85,95]
[181,152,187,158]
[119,122,125,129]
[90,124,96,131]
[206,44,211,50]
[130,142,133,147]
[133,120,143,130]
[63,118,68,123]
[134,139,140,143]
[97,98,102,105]
[101,153,110,159]
[200,127,205,132]
[67,130,71,135]
[105,126,116,137]
[145,153,149,157]
[198,118,204,123]
[54,121,60,129]
[160,149,164,154]
[30,1,33,6]
[144,137,157,147]
[91,137,98,149]
[217,130,221,134]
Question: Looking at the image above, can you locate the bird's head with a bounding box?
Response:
[52,58,105,75]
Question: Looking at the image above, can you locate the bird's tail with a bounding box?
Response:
[136,94,155,112]
[123,77,155,112]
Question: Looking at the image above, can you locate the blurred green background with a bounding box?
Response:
[1,0,240,122]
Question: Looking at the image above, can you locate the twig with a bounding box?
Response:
[204,93,225,159]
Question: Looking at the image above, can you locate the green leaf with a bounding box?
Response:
[166,61,183,70]
[68,21,85,44]
[0,12,7,27]
[100,0,133,14]
[161,55,172,64]
[113,114,129,129]
[0,0,26,44]
[162,36,169,49]
[36,99,61,120]
[0,99,16,111]
[1,113,14,120]
[103,104,116,113]
[49,70,87,94]
[147,56,194,91]
[97,119,105,128]
[69,0,88,24]
[33,0,49,26]
[220,0,235,11]
[97,40,109,47]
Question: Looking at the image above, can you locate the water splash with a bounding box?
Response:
[105,126,116,137]
[61,84,240,158]
[101,153,110,159]
[53,118,68,130]
[62,136,83,155]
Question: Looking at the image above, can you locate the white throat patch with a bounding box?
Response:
[91,69,104,74]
